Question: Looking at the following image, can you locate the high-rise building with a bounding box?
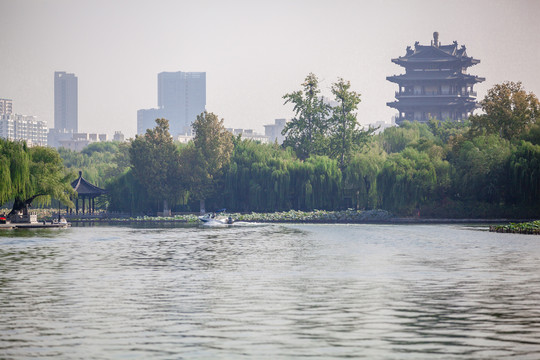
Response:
[0,99,13,116]
[0,114,48,146]
[54,71,78,132]
[387,32,485,124]
[138,71,206,136]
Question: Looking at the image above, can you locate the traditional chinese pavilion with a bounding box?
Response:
[387,32,485,124]
[71,171,107,214]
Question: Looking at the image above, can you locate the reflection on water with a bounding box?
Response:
[1,223,540,359]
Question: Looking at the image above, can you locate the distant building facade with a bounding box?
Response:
[138,71,206,136]
[0,114,48,146]
[0,98,13,116]
[113,131,125,142]
[227,128,269,143]
[137,108,163,136]
[57,132,108,152]
[264,118,287,144]
[48,128,73,148]
[54,71,78,132]
[387,32,485,124]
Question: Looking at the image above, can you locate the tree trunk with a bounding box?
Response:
[200,199,206,214]
[8,194,45,217]
[8,198,27,216]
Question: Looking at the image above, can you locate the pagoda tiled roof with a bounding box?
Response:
[392,40,479,66]
[71,171,107,196]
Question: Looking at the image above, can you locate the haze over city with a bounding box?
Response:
[1,0,539,138]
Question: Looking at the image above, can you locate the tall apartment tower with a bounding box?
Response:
[138,71,206,136]
[158,71,206,135]
[54,71,78,132]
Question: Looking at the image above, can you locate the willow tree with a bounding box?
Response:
[130,118,184,215]
[282,73,330,160]
[182,111,233,213]
[0,139,74,216]
[344,150,385,210]
[378,147,438,214]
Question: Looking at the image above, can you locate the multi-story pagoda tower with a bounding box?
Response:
[387,32,485,124]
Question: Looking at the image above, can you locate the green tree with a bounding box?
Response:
[0,139,74,216]
[428,118,469,145]
[182,111,233,212]
[328,77,375,169]
[378,147,438,214]
[451,134,513,203]
[129,118,184,214]
[469,81,540,140]
[505,141,540,209]
[377,121,435,154]
[282,73,330,160]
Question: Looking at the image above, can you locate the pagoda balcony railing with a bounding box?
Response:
[395,90,477,97]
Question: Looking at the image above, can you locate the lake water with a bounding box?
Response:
[1,222,540,359]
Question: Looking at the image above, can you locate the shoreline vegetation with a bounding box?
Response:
[62,209,534,227]
[2,82,539,226]
[489,220,540,235]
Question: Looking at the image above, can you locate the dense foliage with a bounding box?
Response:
[182,111,234,211]
[53,81,540,218]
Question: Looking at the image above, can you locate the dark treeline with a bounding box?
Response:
[54,79,540,218]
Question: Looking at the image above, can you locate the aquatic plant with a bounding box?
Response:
[490,220,540,235]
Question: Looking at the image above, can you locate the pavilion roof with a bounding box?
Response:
[71,171,107,196]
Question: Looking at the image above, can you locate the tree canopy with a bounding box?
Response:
[328,77,375,169]
[129,118,184,213]
[182,111,233,211]
[469,81,540,140]
[282,73,330,160]
[0,139,74,215]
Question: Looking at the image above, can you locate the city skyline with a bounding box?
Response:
[1,0,539,138]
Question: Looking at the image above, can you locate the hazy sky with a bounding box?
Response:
[1,0,539,138]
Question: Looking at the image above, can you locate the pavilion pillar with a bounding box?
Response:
[82,197,86,214]
[76,199,79,214]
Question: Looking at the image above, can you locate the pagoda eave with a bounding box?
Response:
[388,101,479,110]
[387,74,485,84]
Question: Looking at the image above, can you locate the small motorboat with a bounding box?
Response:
[198,211,234,225]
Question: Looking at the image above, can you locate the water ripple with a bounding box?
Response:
[1,223,540,359]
